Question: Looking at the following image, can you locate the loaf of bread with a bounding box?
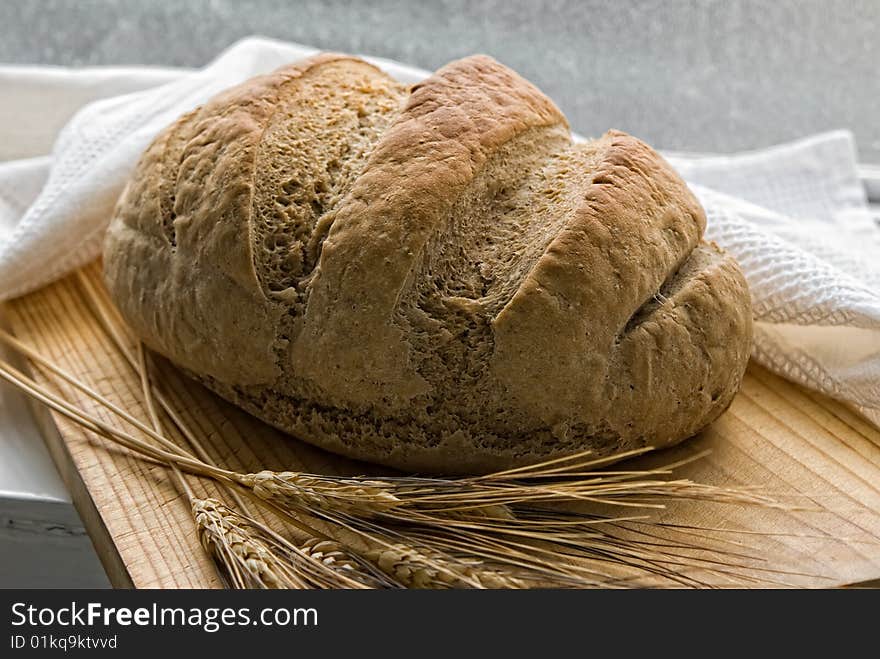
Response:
[103,53,752,474]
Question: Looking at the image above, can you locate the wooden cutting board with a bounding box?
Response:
[5,262,880,588]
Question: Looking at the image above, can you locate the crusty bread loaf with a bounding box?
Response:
[103,53,752,474]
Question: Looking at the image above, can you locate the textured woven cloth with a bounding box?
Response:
[1,37,878,426]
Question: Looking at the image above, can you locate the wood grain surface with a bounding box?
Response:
[5,262,880,588]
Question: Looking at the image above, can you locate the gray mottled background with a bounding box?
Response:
[0,0,877,161]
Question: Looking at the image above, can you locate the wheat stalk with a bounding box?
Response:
[362,541,525,589]
[299,537,369,574]
[237,471,403,517]
[192,497,309,589]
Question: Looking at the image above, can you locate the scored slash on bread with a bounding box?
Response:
[104,53,752,474]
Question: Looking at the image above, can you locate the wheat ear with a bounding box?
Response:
[192,497,310,588]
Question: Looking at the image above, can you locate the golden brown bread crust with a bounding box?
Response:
[104,53,753,474]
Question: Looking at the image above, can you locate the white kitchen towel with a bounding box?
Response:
[0,36,878,427]
[668,142,880,427]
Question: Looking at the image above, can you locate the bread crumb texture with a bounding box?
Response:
[104,53,753,474]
